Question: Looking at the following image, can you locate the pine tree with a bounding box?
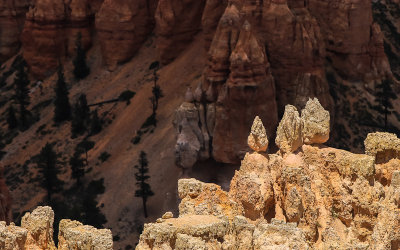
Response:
[148,61,163,116]
[36,143,63,203]
[73,32,90,80]
[54,65,71,123]
[69,150,85,186]
[6,105,18,130]
[89,110,102,135]
[134,151,154,218]
[13,62,30,130]
[373,79,396,130]
[71,94,90,137]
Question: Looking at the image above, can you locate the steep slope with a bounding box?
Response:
[1,33,208,248]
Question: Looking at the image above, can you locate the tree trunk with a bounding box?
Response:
[143,198,148,218]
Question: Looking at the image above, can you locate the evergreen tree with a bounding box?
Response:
[13,62,30,130]
[373,79,396,130]
[36,143,63,203]
[134,151,154,218]
[54,65,71,123]
[71,94,90,137]
[89,110,102,135]
[73,32,90,80]
[148,61,163,116]
[69,151,85,186]
[6,105,18,130]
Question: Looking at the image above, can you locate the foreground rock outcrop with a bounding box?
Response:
[142,98,400,249]
[0,206,112,249]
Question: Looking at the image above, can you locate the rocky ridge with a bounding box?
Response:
[139,98,400,249]
[0,206,112,249]
[174,0,394,168]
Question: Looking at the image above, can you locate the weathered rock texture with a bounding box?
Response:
[0,206,112,249]
[0,0,31,63]
[247,116,269,153]
[173,0,395,167]
[308,0,392,80]
[142,101,400,248]
[155,0,206,64]
[21,0,94,78]
[96,0,158,70]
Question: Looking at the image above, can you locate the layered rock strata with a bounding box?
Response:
[95,0,158,70]
[0,0,31,63]
[143,98,400,248]
[154,0,206,64]
[21,0,93,78]
[0,206,112,249]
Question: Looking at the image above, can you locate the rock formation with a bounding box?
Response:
[0,206,112,249]
[142,98,400,248]
[301,97,330,145]
[21,0,93,78]
[365,132,400,164]
[247,116,269,152]
[95,0,158,70]
[0,0,31,63]
[154,0,206,64]
[275,105,302,154]
[308,0,392,80]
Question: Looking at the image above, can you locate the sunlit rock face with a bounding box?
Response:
[142,103,400,249]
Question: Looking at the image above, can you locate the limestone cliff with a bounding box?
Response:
[0,206,112,249]
[140,98,400,249]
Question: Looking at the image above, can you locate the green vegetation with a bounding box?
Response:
[98,151,111,163]
[119,90,136,105]
[73,32,90,80]
[53,65,71,123]
[13,61,31,130]
[71,94,90,137]
[89,110,102,135]
[36,143,63,203]
[6,105,18,130]
[373,79,396,130]
[134,151,154,218]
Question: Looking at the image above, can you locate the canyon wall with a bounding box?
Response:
[174,0,393,167]
[139,98,400,249]
[95,0,158,70]
[0,0,31,63]
[21,0,95,79]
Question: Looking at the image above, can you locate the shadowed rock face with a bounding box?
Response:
[96,0,158,70]
[0,0,31,63]
[21,0,94,79]
[155,0,206,65]
[140,102,400,249]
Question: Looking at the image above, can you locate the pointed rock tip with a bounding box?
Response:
[248,116,269,152]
